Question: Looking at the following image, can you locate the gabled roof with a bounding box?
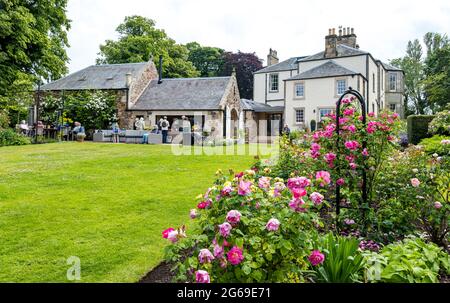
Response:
[299,45,368,62]
[132,77,232,110]
[40,62,149,91]
[380,61,402,71]
[254,56,308,74]
[240,99,284,113]
[285,60,359,81]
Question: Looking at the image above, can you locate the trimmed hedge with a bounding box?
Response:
[407,115,435,145]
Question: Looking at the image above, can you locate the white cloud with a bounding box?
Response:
[66,0,450,73]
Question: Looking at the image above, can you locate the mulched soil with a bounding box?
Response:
[139,262,175,283]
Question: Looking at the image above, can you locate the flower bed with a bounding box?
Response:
[158,97,450,283]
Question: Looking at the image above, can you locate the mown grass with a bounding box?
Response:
[0,142,264,282]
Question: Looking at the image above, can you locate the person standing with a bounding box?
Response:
[161,116,170,144]
[157,118,163,133]
[282,124,291,136]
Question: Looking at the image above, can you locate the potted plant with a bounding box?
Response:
[76,132,86,142]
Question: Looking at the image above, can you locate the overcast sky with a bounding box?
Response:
[66,0,450,73]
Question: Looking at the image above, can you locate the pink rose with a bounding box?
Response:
[226,210,242,224]
[362,148,369,157]
[162,228,174,239]
[213,244,224,258]
[198,249,215,264]
[367,121,377,134]
[287,177,311,190]
[289,198,306,213]
[266,218,280,231]
[349,162,358,170]
[258,176,271,190]
[324,153,337,166]
[274,182,286,192]
[291,187,307,199]
[227,246,244,265]
[368,112,375,117]
[167,230,179,243]
[310,192,324,205]
[411,178,420,187]
[309,250,325,266]
[190,209,198,219]
[434,202,442,209]
[221,186,232,196]
[219,222,232,238]
[238,180,252,196]
[336,178,345,186]
[311,143,321,152]
[347,124,356,133]
[316,171,331,187]
[344,218,355,225]
[344,140,360,151]
[343,108,355,116]
[195,270,210,283]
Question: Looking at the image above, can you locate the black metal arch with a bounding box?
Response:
[335,87,368,218]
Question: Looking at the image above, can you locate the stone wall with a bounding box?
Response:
[129,61,158,105]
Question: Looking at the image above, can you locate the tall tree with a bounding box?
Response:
[423,43,450,112]
[390,39,427,115]
[219,51,263,99]
[97,16,199,78]
[0,0,70,126]
[186,42,224,77]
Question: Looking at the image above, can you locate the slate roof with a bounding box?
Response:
[299,45,368,62]
[254,56,308,74]
[285,60,359,81]
[40,62,149,91]
[380,61,402,71]
[132,77,231,110]
[240,99,284,113]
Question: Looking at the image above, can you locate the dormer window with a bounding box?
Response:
[269,73,279,92]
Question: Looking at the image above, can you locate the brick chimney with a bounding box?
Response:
[337,27,357,48]
[267,48,279,66]
[325,28,338,58]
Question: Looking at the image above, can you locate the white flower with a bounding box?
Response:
[412,168,419,173]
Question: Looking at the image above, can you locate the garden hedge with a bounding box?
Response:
[407,115,435,145]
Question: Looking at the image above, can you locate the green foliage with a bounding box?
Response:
[428,107,450,136]
[186,42,224,77]
[407,115,435,144]
[97,16,199,78]
[420,135,450,156]
[0,128,30,146]
[313,233,365,283]
[0,0,70,95]
[364,237,450,283]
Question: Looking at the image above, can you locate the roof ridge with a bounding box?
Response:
[152,76,231,81]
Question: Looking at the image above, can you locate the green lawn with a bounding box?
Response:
[0,143,258,282]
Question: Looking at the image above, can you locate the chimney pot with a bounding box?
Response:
[328,28,332,35]
[332,28,335,35]
[158,55,163,84]
[351,28,355,35]
[347,27,350,35]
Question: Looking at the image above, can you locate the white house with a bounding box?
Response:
[253,27,405,131]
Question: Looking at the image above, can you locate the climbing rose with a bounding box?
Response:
[347,124,356,133]
[213,244,224,258]
[162,228,174,239]
[344,140,360,151]
[434,202,443,209]
[411,178,420,187]
[343,108,355,116]
[336,178,345,186]
[238,180,252,196]
[291,187,307,199]
[362,148,369,157]
[266,218,280,231]
[226,210,241,224]
[198,249,215,264]
[324,153,336,167]
[289,198,306,213]
[349,163,358,170]
[227,246,244,265]
[309,250,325,266]
[219,222,232,238]
[258,177,271,190]
[310,192,324,205]
[316,171,331,187]
[195,270,210,283]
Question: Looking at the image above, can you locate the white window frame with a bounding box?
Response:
[269,73,279,92]
[294,82,305,99]
[318,108,334,121]
[294,108,305,124]
[336,79,347,96]
[389,72,397,92]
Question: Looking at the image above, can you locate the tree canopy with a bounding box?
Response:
[97,16,199,78]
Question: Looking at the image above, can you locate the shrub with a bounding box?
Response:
[407,115,435,145]
[428,108,450,136]
[420,135,450,156]
[0,129,31,147]
[363,237,450,283]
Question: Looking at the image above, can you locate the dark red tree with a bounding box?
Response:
[219,51,263,99]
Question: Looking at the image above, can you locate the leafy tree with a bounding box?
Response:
[423,43,450,112]
[97,16,199,78]
[219,51,263,99]
[0,0,70,124]
[390,39,427,115]
[186,42,224,77]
